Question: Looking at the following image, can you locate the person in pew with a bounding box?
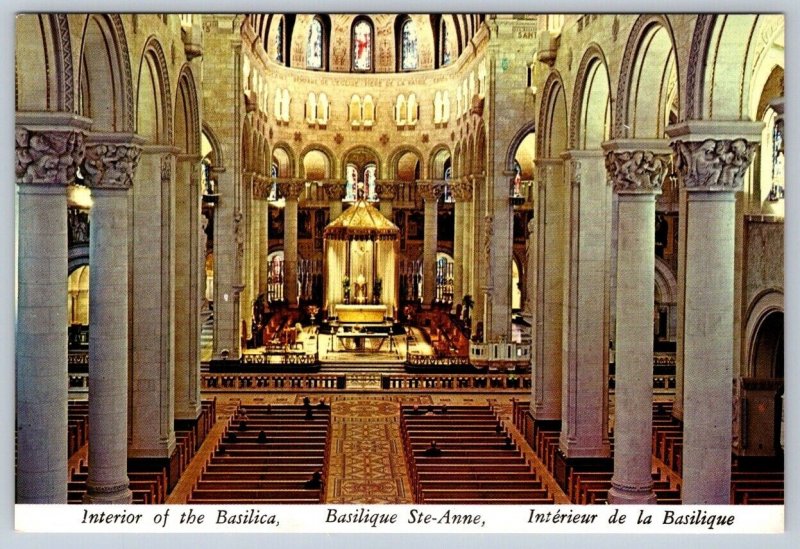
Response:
[257,430,267,443]
[305,408,314,420]
[216,445,226,455]
[495,423,503,434]
[504,436,515,449]
[226,431,237,443]
[435,405,448,414]
[317,399,329,409]
[423,441,442,456]
[303,396,311,408]
[304,471,323,490]
[410,405,422,414]
[238,419,248,431]
[266,404,272,413]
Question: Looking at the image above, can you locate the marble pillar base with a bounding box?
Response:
[83,484,133,504]
[608,482,657,504]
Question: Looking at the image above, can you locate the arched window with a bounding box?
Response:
[306,17,324,70]
[434,91,443,124]
[362,95,375,126]
[318,93,329,124]
[345,164,358,201]
[273,88,282,119]
[269,162,279,201]
[400,18,419,71]
[407,93,418,125]
[281,89,291,121]
[275,16,285,64]
[352,18,373,72]
[395,94,406,125]
[443,161,454,203]
[305,92,317,124]
[441,19,452,66]
[364,164,377,201]
[349,95,362,126]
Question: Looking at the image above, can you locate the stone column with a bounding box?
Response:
[281,180,305,308]
[239,172,253,340]
[174,155,202,421]
[559,151,612,460]
[418,181,442,307]
[668,122,760,503]
[323,180,346,222]
[483,168,514,342]
[82,134,142,503]
[15,117,87,502]
[471,174,486,337]
[531,159,564,422]
[255,176,270,296]
[377,181,397,220]
[604,143,670,504]
[451,178,473,307]
[128,146,176,470]
[212,168,241,359]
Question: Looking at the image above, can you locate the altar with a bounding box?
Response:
[323,198,400,321]
[334,304,388,324]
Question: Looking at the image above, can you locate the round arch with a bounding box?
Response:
[271,142,296,177]
[505,121,537,173]
[537,71,568,159]
[174,65,200,156]
[388,146,424,179]
[569,44,612,150]
[429,146,451,180]
[78,14,134,132]
[299,144,336,179]
[137,36,173,145]
[614,15,679,139]
[744,290,784,378]
[16,14,74,112]
[341,145,381,178]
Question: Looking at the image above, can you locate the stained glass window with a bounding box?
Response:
[275,17,284,63]
[307,18,323,69]
[345,164,357,201]
[442,21,452,66]
[352,19,372,72]
[443,165,455,203]
[364,164,377,201]
[401,19,418,70]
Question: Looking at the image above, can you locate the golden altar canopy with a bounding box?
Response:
[323,200,399,319]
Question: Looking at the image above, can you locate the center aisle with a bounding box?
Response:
[325,397,416,503]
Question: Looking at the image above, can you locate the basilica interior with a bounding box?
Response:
[15,13,784,506]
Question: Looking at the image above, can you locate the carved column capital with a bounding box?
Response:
[16,127,86,186]
[450,178,473,202]
[278,179,306,200]
[671,138,758,192]
[375,181,399,201]
[418,180,444,202]
[253,175,271,200]
[81,134,143,190]
[322,180,347,201]
[605,150,669,194]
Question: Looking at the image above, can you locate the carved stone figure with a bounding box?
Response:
[605,149,669,192]
[82,142,141,189]
[16,128,85,185]
[674,138,757,191]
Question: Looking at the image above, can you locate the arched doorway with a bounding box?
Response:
[740,296,784,458]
